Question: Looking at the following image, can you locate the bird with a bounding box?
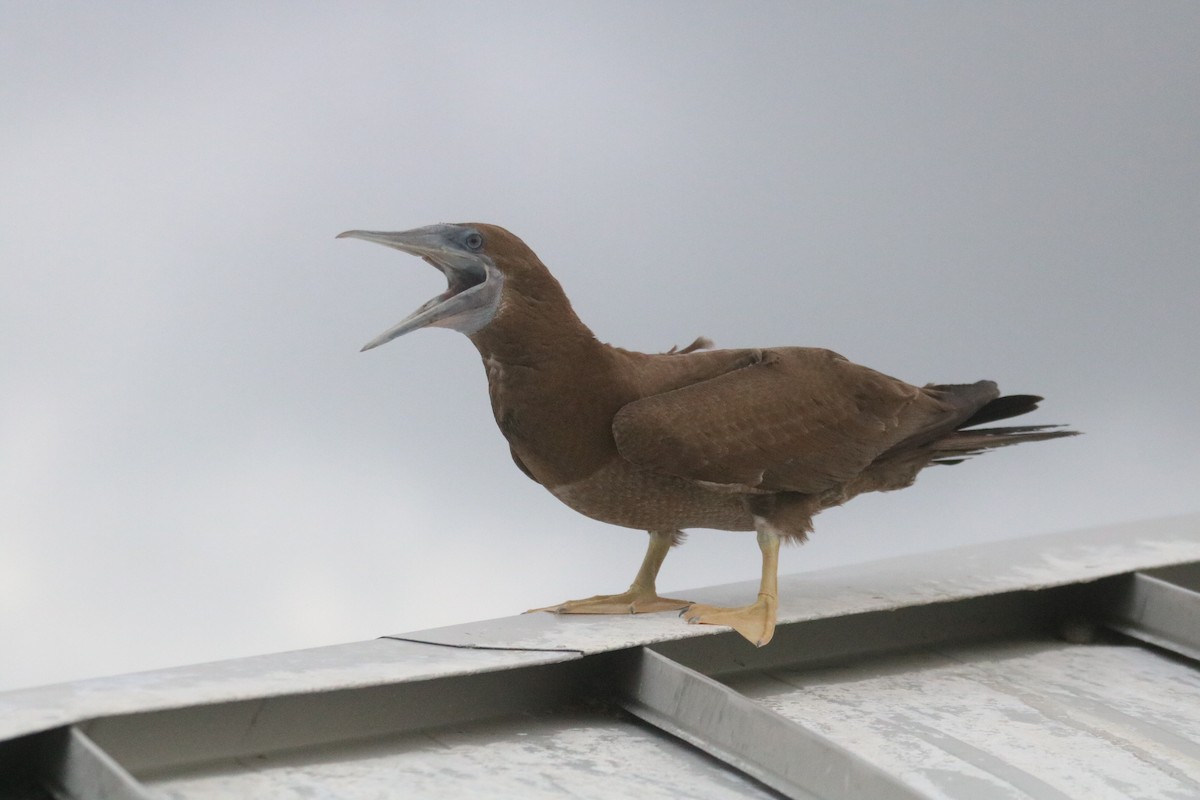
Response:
[338,222,1076,646]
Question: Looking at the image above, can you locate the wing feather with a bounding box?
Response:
[613,347,968,494]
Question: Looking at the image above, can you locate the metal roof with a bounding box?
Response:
[2,514,1199,799]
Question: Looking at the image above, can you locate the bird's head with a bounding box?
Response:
[338,222,537,352]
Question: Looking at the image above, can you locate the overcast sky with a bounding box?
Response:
[2,2,1198,691]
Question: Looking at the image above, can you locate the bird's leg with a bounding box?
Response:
[527,530,693,615]
[682,526,780,646]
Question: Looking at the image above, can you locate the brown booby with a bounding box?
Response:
[339,223,1076,646]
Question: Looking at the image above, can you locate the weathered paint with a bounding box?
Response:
[726,639,1200,800]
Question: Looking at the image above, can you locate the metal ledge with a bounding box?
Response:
[83,659,588,777]
[3,515,1199,799]
[652,580,1105,677]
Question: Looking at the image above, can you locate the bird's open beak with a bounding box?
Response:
[338,224,502,350]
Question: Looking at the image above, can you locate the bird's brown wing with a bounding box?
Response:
[613,347,962,494]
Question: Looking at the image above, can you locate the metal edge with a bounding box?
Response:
[83,658,591,777]
[652,582,1104,678]
[0,637,577,745]
[1104,571,1200,662]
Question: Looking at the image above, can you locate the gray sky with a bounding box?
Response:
[2,2,1198,691]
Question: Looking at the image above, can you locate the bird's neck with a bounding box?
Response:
[467,280,629,487]
[467,268,606,368]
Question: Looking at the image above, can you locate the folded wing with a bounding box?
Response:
[613,347,997,495]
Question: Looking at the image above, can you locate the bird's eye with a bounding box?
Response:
[464,232,484,251]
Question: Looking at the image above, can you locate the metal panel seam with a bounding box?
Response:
[381,634,587,656]
[611,648,929,800]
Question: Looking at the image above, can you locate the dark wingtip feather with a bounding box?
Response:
[960,394,1046,429]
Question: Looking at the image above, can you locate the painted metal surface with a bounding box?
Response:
[3,514,1196,744]
[724,637,1200,800]
[0,637,574,743]
[140,708,781,800]
[2,514,1200,800]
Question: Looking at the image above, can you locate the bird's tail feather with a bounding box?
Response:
[931,424,1078,465]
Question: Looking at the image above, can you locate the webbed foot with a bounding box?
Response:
[682,592,777,646]
[528,589,692,615]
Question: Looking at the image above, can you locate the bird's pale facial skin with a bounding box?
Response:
[337,224,504,350]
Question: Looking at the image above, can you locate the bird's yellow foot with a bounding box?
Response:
[683,593,778,646]
[528,589,693,615]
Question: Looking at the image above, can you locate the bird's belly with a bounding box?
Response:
[547,460,755,532]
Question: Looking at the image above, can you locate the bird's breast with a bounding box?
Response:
[481,353,623,487]
[547,459,755,532]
